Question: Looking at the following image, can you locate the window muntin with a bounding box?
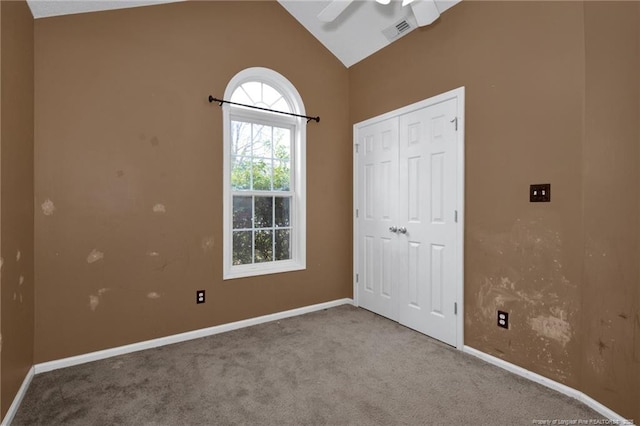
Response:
[230,119,294,265]
[222,68,306,280]
[230,82,291,113]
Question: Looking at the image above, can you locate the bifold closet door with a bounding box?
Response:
[396,98,458,346]
[356,94,460,347]
[356,117,400,322]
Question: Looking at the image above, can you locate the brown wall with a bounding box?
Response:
[350,0,638,420]
[0,0,35,420]
[1,0,3,415]
[582,2,639,418]
[352,0,585,386]
[14,0,640,421]
[33,1,352,363]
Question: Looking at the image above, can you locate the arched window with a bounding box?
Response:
[222,68,306,279]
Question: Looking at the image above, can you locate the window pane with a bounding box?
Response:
[275,229,291,261]
[231,156,251,190]
[242,82,262,105]
[263,84,288,111]
[252,159,272,190]
[275,197,290,227]
[273,161,290,191]
[274,127,290,160]
[254,196,273,229]
[230,87,252,106]
[272,98,291,114]
[254,230,273,263]
[252,124,272,159]
[232,196,252,229]
[233,231,253,265]
[231,121,251,156]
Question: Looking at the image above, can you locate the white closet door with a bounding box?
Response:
[397,98,458,346]
[355,88,463,348]
[356,117,400,321]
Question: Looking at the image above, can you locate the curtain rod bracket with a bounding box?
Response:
[208,95,319,123]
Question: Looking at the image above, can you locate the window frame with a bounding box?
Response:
[222,68,306,280]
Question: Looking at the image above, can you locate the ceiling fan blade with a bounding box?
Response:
[410,0,440,26]
[317,0,353,22]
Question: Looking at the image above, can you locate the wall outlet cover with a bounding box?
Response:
[497,310,509,329]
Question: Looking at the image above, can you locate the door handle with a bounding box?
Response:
[398,227,407,234]
[389,226,398,233]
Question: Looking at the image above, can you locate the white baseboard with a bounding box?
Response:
[463,346,633,424]
[1,366,34,426]
[35,298,354,374]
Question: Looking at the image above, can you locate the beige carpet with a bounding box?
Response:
[13,305,602,425]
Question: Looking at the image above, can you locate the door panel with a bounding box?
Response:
[397,98,458,346]
[357,118,399,321]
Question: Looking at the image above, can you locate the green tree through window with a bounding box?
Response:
[230,118,293,264]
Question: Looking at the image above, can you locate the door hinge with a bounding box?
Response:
[454,210,458,223]
[356,209,359,218]
[454,302,458,315]
[356,273,359,283]
[355,144,359,153]
[450,117,458,131]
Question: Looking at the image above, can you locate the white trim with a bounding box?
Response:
[463,346,633,424]
[35,298,353,374]
[352,87,465,350]
[222,67,306,280]
[1,366,34,426]
[454,87,465,350]
[352,129,360,308]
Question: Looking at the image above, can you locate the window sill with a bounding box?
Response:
[223,260,306,280]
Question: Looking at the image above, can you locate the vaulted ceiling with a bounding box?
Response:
[26,0,460,67]
[277,0,460,67]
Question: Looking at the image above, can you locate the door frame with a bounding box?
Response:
[352,86,465,350]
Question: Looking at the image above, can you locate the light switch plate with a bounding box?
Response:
[530,184,551,202]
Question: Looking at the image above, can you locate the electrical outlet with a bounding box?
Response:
[497,310,509,329]
[530,184,551,202]
[196,290,205,304]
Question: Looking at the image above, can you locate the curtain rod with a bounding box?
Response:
[208,96,320,123]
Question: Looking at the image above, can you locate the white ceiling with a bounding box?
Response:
[278,0,460,67]
[26,0,460,68]
[26,0,183,19]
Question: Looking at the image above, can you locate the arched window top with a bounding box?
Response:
[230,81,291,113]
[224,67,306,118]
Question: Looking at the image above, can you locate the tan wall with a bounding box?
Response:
[352,0,585,385]
[350,0,638,420]
[33,1,352,363]
[1,0,3,415]
[582,2,639,419]
[0,0,35,420]
[25,0,640,421]
[0,0,3,415]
